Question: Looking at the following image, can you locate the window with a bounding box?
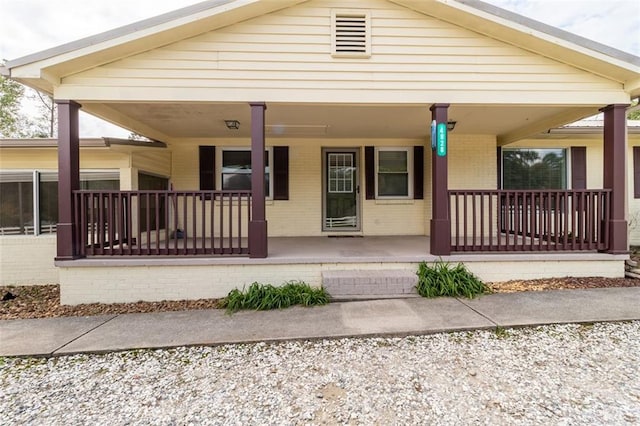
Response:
[502,148,566,190]
[221,149,271,197]
[0,170,119,235]
[331,10,371,58]
[376,148,412,198]
[328,153,354,193]
[0,172,33,235]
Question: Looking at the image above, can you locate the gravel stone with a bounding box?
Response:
[1,321,639,425]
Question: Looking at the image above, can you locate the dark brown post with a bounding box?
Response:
[601,103,629,253]
[56,100,82,260]
[430,103,451,255]
[249,102,268,258]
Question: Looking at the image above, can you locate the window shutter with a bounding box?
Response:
[199,146,215,190]
[634,147,640,198]
[273,146,289,200]
[413,146,424,200]
[571,146,587,190]
[332,10,371,57]
[365,146,375,200]
[496,147,502,189]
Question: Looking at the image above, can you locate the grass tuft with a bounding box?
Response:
[416,260,488,299]
[220,281,329,313]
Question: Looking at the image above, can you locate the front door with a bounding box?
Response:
[323,149,360,231]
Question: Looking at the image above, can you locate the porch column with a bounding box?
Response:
[55,100,81,260]
[601,104,629,253]
[430,103,451,255]
[249,102,268,258]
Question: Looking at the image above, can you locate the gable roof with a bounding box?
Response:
[3,0,640,97]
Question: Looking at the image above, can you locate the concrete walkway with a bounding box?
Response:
[2,287,640,357]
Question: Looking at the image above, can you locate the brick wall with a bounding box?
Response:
[0,235,58,285]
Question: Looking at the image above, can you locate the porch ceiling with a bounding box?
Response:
[84,102,600,143]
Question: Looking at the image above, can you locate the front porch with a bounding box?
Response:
[56,235,626,304]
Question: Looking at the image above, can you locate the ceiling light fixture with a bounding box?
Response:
[224,120,240,130]
[447,121,457,131]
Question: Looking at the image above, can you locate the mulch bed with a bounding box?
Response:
[487,276,640,293]
[2,277,639,320]
[0,285,222,320]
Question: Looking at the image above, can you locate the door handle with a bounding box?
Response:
[356,185,360,194]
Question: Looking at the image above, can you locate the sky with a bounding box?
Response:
[1,0,638,137]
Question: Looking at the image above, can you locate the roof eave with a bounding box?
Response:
[4,0,238,70]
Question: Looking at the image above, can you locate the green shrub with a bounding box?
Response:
[416,261,488,299]
[220,281,329,313]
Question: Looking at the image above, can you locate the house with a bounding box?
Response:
[2,0,639,305]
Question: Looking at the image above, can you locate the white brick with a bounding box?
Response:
[0,235,58,285]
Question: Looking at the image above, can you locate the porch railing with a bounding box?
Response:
[73,190,251,256]
[449,190,611,252]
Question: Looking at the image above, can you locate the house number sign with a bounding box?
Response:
[436,122,447,157]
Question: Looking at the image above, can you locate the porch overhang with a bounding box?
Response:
[49,102,615,145]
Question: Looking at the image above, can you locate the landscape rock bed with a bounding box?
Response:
[1,322,639,424]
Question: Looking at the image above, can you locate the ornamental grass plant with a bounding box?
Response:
[416,260,488,299]
[220,281,329,313]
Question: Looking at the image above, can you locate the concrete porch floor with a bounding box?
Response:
[267,236,434,262]
[63,235,628,266]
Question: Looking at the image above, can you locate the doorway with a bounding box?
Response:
[322,148,360,232]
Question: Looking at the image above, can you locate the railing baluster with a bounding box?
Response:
[237,192,242,253]
[79,193,87,257]
[229,193,233,253]
[201,192,206,254]
[155,192,160,255]
[219,193,224,253]
[191,193,196,254]
[488,193,493,250]
[553,191,564,250]
[127,193,134,255]
[529,192,535,251]
[117,193,124,255]
[214,193,216,254]
[479,192,484,250]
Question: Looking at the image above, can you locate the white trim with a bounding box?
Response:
[33,171,40,236]
[375,147,413,199]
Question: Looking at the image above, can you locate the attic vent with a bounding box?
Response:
[331,10,371,58]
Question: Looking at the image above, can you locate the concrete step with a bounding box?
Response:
[329,294,421,302]
[322,269,418,298]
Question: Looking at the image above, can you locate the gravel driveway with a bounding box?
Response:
[2,321,639,425]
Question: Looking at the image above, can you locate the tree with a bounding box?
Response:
[0,69,57,138]
[0,74,26,137]
[629,99,640,120]
[27,90,56,138]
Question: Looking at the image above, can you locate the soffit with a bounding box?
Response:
[85,102,598,140]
